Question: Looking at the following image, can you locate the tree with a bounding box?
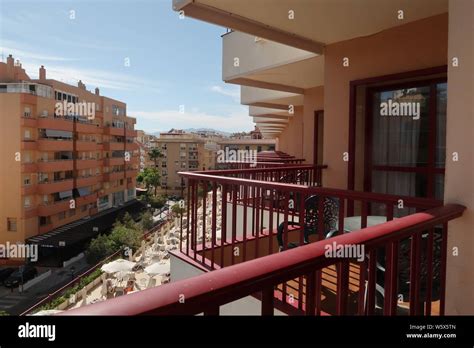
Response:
[148,148,163,168]
[139,167,161,196]
[87,234,116,263]
[171,203,185,218]
[140,211,154,231]
[109,224,142,252]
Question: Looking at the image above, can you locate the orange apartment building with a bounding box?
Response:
[0,55,139,263]
[64,0,473,317]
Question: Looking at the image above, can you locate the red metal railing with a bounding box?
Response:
[60,204,464,316]
[198,165,327,186]
[176,170,449,314]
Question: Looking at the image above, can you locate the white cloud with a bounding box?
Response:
[210,85,240,102]
[17,61,160,92]
[130,107,254,133]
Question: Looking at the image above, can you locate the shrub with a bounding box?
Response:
[86,234,115,264]
[140,211,154,231]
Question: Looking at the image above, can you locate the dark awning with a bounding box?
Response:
[77,187,91,197]
[59,190,73,199]
[45,129,72,138]
[26,200,145,249]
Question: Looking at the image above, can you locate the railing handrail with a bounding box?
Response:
[195,164,324,176]
[178,171,441,209]
[59,204,465,315]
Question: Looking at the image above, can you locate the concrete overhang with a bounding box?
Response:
[240,86,304,108]
[174,0,447,48]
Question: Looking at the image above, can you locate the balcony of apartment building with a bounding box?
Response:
[103,121,126,136]
[76,174,102,187]
[37,172,74,195]
[37,152,74,172]
[103,169,125,182]
[75,118,103,134]
[64,158,465,316]
[37,199,71,217]
[76,156,100,170]
[37,114,74,132]
[103,154,125,166]
[64,0,472,317]
[104,140,125,151]
[76,138,99,151]
[125,139,139,151]
[37,129,73,151]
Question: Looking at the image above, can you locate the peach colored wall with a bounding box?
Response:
[0,94,24,244]
[323,14,448,189]
[277,107,303,158]
[444,0,474,315]
[302,86,324,163]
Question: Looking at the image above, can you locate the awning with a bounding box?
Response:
[45,129,73,138]
[58,190,73,199]
[77,187,91,197]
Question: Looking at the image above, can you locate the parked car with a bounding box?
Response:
[4,265,37,288]
[0,268,15,284]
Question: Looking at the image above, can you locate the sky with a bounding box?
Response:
[0,0,254,133]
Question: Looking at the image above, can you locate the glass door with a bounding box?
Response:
[365,80,447,215]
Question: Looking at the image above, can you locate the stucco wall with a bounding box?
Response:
[444,0,474,315]
[323,13,448,189]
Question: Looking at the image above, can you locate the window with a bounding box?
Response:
[58,212,66,220]
[24,130,31,140]
[23,176,31,186]
[39,216,51,226]
[24,107,31,118]
[24,197,31,208]
[7,218,17,231]
[181,162,187,169]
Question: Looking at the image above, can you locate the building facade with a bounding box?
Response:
[0,56,139,247]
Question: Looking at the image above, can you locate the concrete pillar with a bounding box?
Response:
[444,0,474,315]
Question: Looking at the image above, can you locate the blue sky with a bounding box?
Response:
[0,0,254,133]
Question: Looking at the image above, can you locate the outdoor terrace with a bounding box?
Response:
[61,158,465,316]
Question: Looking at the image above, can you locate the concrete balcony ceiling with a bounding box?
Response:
[174,0,447,48]
[240,86,303,108]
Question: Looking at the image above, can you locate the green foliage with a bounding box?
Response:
[139,211,154,231]
[171,203,185,217]
[148,148,163,166]
[37,269,103,312]
[86,233,115,264]
[0,310,9,316]
[147,195,166,209]
[109,224,142,252]
[140,167,161,196]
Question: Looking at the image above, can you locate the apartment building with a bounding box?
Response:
[135,130,156,172]
[0,55,139,257]
[217,138,276,153]
[153,130,210,195]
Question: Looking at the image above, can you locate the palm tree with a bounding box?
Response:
[148,148,163,168]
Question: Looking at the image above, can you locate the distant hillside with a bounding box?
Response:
[152,128,232,137]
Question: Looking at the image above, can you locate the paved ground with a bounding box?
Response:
[0,256,91,315]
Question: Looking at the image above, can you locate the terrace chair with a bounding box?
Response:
[370,229,443,312]
[277,195,339,251]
